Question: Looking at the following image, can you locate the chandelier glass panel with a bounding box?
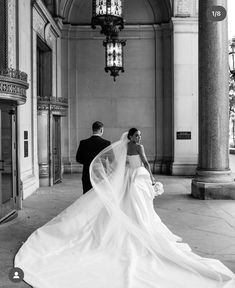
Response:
[95,0,122,17]
[91,0,126,81]
[229,41,235,75]
[103,38,125,80]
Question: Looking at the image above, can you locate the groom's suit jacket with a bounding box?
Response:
[76,135,111,194]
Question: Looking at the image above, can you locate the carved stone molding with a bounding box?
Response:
[33,9,46,39]
[37,103,50,111]
[54,17,63,30]
[174,0,193,17]
[0,68,29,104]
[8,0,16,68]
[0,68,27,81]
[37,96,68,105]
[32,0,61,50]
[45,23,52,45]
[39,163,50,178]
[37,96,68,115]
[51,104,67,115]
[44,22,55,49]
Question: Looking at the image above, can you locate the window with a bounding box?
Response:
[37,37,52,97]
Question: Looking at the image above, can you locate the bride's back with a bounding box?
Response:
[127,154,142,169]
[127,142,142,169]
[127,142,140,156]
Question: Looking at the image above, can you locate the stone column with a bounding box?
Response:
[192,0,235,199]
[162,23,174,174]
[154,24,163,174]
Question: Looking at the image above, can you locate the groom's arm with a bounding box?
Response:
[76,141,84,164]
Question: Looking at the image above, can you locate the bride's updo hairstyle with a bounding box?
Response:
[127,128,138,140]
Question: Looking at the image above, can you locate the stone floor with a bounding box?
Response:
[1,157,235,288]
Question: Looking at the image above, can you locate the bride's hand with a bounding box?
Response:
[151,177,156,185]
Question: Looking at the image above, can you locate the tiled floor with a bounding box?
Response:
[0,160,235,287]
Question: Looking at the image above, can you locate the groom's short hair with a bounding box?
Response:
[92,121,104,132]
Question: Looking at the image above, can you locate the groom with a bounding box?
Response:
[76,121,111,194]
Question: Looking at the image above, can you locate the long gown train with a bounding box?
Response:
[14,133,235,288]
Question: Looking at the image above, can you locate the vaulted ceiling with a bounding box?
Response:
[53,0,172,25]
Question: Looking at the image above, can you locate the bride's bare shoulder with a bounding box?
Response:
[127,142,139,155]
[136,143,144,151]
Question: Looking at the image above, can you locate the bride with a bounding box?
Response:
[15,128,235,288]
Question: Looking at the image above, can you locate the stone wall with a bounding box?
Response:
[61,24,173,173]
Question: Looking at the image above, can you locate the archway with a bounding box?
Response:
[59,0,174,175]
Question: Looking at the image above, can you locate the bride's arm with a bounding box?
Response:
[137,144,156,185]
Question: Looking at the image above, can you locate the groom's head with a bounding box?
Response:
[92,121,104,136]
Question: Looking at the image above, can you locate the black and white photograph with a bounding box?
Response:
[0,0,235,287]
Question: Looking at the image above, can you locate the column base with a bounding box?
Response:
[39,178,51,187]
[192,170,235,199]
[39,163,51,187]
[22,173,39,199]
[191,180,235,199]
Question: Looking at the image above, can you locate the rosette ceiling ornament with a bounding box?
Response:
[91,0,126,81]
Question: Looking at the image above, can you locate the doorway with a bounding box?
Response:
[0,102,17,223]
[52,115,61,184]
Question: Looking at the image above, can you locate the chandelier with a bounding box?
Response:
[91,0,124,37]
[103,37,126,81]
[91,0,126,81]
[229,41,235,76]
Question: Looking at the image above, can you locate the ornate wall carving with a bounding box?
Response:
[37,96,68,115]
[33,0,61,47]
[0,1,29,105]
[0,68,29,104]
[39,163,50,178]
[45,22,55,49]
[174,0,198,17]
[33,9,46,39]
[37,103,50,111]
[0,81,26,96]
[177,0,190,16]
[8,0,16,68]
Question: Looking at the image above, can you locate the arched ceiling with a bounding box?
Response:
[56,0,172,25]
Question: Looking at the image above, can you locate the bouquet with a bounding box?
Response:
[152,181,164,197]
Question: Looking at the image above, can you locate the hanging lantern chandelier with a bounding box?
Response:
[229,41,235,76]
[91,0,126,80]
[103,37,126,81]
[91,0,124,37]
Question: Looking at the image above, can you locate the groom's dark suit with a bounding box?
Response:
[76,135,111,194]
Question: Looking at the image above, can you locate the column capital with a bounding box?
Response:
[173,0,198,18]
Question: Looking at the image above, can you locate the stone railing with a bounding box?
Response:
[0,68,29,104]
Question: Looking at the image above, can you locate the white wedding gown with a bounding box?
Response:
[15,133,235,288]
